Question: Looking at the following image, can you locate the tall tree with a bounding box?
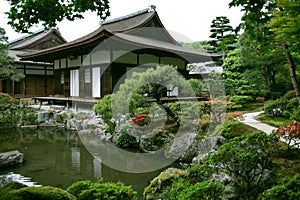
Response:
[209,16,237,63]
[269,0,300,103]
[5,0,110,33]
[229,0,277,92]
[230,0,300,102]
[0,27,24,82]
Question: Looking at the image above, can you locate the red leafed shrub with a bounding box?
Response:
[132,114,150,126]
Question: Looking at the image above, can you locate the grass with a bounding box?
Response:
[256,113,292,128]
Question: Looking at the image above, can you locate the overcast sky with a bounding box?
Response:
[0,0,243,43]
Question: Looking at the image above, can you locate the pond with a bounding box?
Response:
[0,128,171,198]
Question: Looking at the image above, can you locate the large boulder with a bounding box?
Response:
[165,133,226,162]
[0,150,24,168]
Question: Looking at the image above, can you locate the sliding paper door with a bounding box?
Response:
[70,69,79,97]
[92,67,101,98]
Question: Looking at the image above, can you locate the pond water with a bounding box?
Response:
[0,128,171,198]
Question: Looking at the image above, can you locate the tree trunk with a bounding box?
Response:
[281,42,300,104]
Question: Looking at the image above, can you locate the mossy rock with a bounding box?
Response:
[0,183,75,200]
[143,168,188,200]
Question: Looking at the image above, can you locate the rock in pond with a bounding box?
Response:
[0,150,24,168]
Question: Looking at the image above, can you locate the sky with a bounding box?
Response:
[0,0,244,43]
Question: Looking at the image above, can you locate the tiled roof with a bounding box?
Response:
[18,7,219,63]
[9,28,67,50]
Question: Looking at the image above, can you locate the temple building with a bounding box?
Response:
[19,6,217,99]
[1,28,67,97]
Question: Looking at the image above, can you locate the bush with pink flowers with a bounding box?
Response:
[271,120,300,150]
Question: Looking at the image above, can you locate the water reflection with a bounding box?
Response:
[93,157,102,178]
[0,128,165,198]
[71,147,81,172]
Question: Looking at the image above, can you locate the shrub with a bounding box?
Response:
[206,132,278,199]
[115,126,139,149]
[142,129,173,151]
[143,168,188,200]
[67,179,137,200]
[261,173,300,200]
[0,183,75,200]
[283,90,296,100]
[264,99,287,116]
[291,106,300,121]
[132,114,150,126]
[93,94,113,123]
[228,95,253,105]
[213,120,257,140]
[271,120,300,150]
[188,78,202,97]
[179,180,225,200]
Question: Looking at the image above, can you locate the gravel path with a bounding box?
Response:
[241,111,276,134]
[240,111,299,148]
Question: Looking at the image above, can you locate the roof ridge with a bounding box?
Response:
[9,29,46,44]
[101,5,156,25]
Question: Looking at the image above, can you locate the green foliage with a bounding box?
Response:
[228,95,253,105]
[5,0,110,33]
[113,65,194,122]
[142,129,173,151]
[187,78,202,97]
[269,0,300,54]
[115,126,138,149]
[290,106,300,121]
[21,107,38,126]
[0,182,75,200]
[0,93,23,127]
[283,90,296,100]
[179,180,225,200]
[209,16,238,63]
[143,168,188,200]
[261,173,300,200]
[264,99,288,116]
[206,132,278,199]
[0,27,24,82]
[67,179,137,200]
[94,94,113,123]
[213,120,258,140]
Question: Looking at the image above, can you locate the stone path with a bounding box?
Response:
[241,111,276,134]
[241,111,299,148]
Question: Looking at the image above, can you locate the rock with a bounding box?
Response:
[164,133,196,162]
[165,133,226,162]
[0,150,24,168]
[67,118,81,131]
[192,153,208,164]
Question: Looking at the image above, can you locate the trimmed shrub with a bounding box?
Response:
[228,95,253,105]
[261,173,300,200]
[264,99,287,116]
[67,179,137,200]
[0,183,75,200]
[283,90,296,100]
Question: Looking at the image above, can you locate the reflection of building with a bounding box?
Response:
[71,147,81,171]
[19,6,218,99]
[93,157,102,178]
[0,29,66,97]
